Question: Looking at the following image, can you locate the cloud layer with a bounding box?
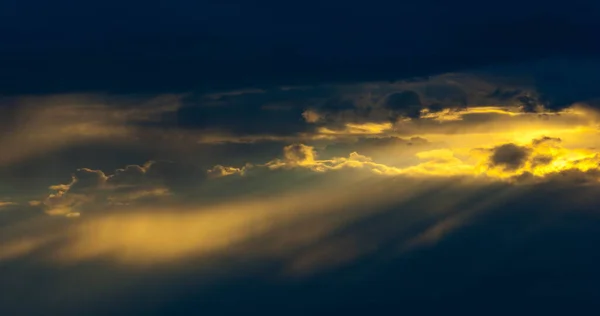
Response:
[3,60,600,314]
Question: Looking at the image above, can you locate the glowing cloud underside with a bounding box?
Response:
[213,105,600,182]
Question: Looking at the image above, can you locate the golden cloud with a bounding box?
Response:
[213,126,600,183]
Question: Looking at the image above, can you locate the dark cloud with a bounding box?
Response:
[533,59,600,110]
[384,91,423,119]
[489,143,531,170]
[422,84,468,108]
[484,59,600,112]
[319,97,357,113]
[106,164,146,186]
[515,168,600,186]
[547,168,600,185]
[487,88,522,101]
[531,155,554,167]
[426,102,445,113]
[532,136,561,146]
[174,103,307,136]
[68,168,107,193]
[156,87,351,136]
[517,95,542,112]
[144,160,205,192]
[34,160,209,216]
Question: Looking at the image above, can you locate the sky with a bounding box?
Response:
[2,1,600,315]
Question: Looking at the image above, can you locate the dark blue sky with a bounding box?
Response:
[1,0,599,94]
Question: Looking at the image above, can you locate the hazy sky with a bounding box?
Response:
[2,1,600,315]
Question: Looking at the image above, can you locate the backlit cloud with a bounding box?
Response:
[211,133,600,183]
[3,59,600,314]
[35,161,188,217]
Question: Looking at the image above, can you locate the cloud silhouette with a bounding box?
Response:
[489,144,531,170]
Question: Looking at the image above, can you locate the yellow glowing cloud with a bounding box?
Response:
[213,131,600,182]
[301,109,322,123]
[419,106,523,122]
[472,138,600,180]
[317,122,393,136]
[263,144,405,175]
[207,165,247,178]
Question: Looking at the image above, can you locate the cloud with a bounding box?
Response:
[209,133,600,185]
[3,22,600,312]
[69,168,108,193]
[2,66,596,175]
[525,59,600,111]
[34,161,201,216]
[487,88,522,101]
[207,165,247,178]
[301,109,322,123]
[282,144,318,166]
[0,94,182,168]
[489,143,531,170]
[106,164,147,186]
[384,90,423,119]
[422,84,468,107]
